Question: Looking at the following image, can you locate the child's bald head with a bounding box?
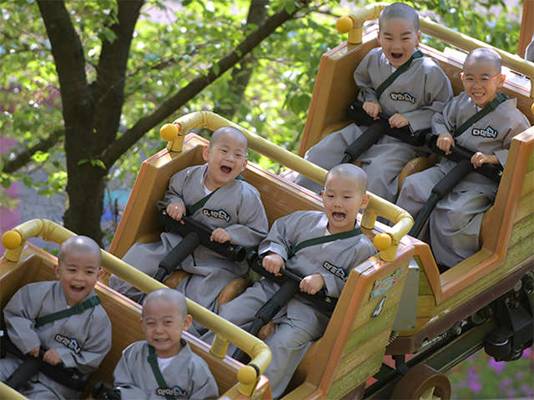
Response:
[322,164,369,234]
[325,164,368,195]
[461,48,505,107]
[210,126,248,151]
[464,48,502,74]
[142,288,188,321]
[59,236,101,265]
[379,2,419,31]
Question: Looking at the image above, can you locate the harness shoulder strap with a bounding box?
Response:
[34,296,101,329]
[289,227,362,258]
[186,189,218,216]
[147,345,174,400]
[453,93,508,137]
[186,175,245,216]
[375,50,424,100]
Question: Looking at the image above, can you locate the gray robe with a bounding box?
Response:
[110,164,268,313]
[114,340,218,400]
[204,211,376,398]
[0,281,112,399]
[296,47,453,200]
[397,92,530,267]
[526,35,534,62]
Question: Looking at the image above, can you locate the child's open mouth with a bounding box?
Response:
[332,212,346,221]
[220,166,232,174]
[391,52,404,60]
[70,284,85,293]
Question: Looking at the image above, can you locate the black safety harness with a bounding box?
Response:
[409,93,508,238]
[1,295,101,391]
[343,50,427,163]
[232,227,362,362]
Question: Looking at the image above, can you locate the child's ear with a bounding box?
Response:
[183,314,193,331]
[416,31,421,44]
[496,73,506,88]
[360,193,370,210]
[202,145,210,162]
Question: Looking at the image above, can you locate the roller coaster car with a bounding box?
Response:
[0,222,275,399]
[289,9,534,399]
[106,127,417,399]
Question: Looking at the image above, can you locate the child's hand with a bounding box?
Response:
[388,113,409,128]
[437,133,454,154]
[166,201,185,222]
[43,349,62,366]
[210,228,231,243]
[363,101,381,119]
[28,347,40,358]
[262,253,285,276]
[471,152,497,168]
[299,274,325,295]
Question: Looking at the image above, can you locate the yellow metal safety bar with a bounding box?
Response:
[160,111,413,261]
[1,220,271,397]
[0,383,26,399]
[336,3,534,102]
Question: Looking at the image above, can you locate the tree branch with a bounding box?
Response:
[1,129,64,174]
[101,1,311,167]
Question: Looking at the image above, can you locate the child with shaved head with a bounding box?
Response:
[397,48,531,268]
[296,2,453,200]
[112,288,218,399]
[0,236,112,399]
[110,126,268,323]
[206,164,376,397]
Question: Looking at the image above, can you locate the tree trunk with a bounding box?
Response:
[63,165,107,244]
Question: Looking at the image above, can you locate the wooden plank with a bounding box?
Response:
[515,190,534,223]
[344,309,397,356]
[335,330,391,379]
[521,170,534,197]
[327,352,384,400]
[416,295,437,317]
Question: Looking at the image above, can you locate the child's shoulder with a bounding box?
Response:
[419,54,448,75]
[234,177,262,199]
[14,280,56,299]
[281,209,324,223]
[122,340,148,357]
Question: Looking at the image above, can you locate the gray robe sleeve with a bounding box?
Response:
[158,168,189,210]
[114,347,149,399]
[55,310,112,373]
[431,95,460,136]
[3,286,41,354]
[190,358,219,400]
[224,185,268,247]
[403,64,453,132]
[355,50,379,103]
[493,113,531,166]
[526,35,534,62]
[258,214,293,261]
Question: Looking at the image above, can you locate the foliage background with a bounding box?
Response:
[0,0,531,397]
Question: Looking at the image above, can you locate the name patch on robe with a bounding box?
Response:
[54,334,81,354]
[155,385,187,399]
[322,260,347,281]
[471,125,498,139]
[202,208,231,222]
[389,92,416,104]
